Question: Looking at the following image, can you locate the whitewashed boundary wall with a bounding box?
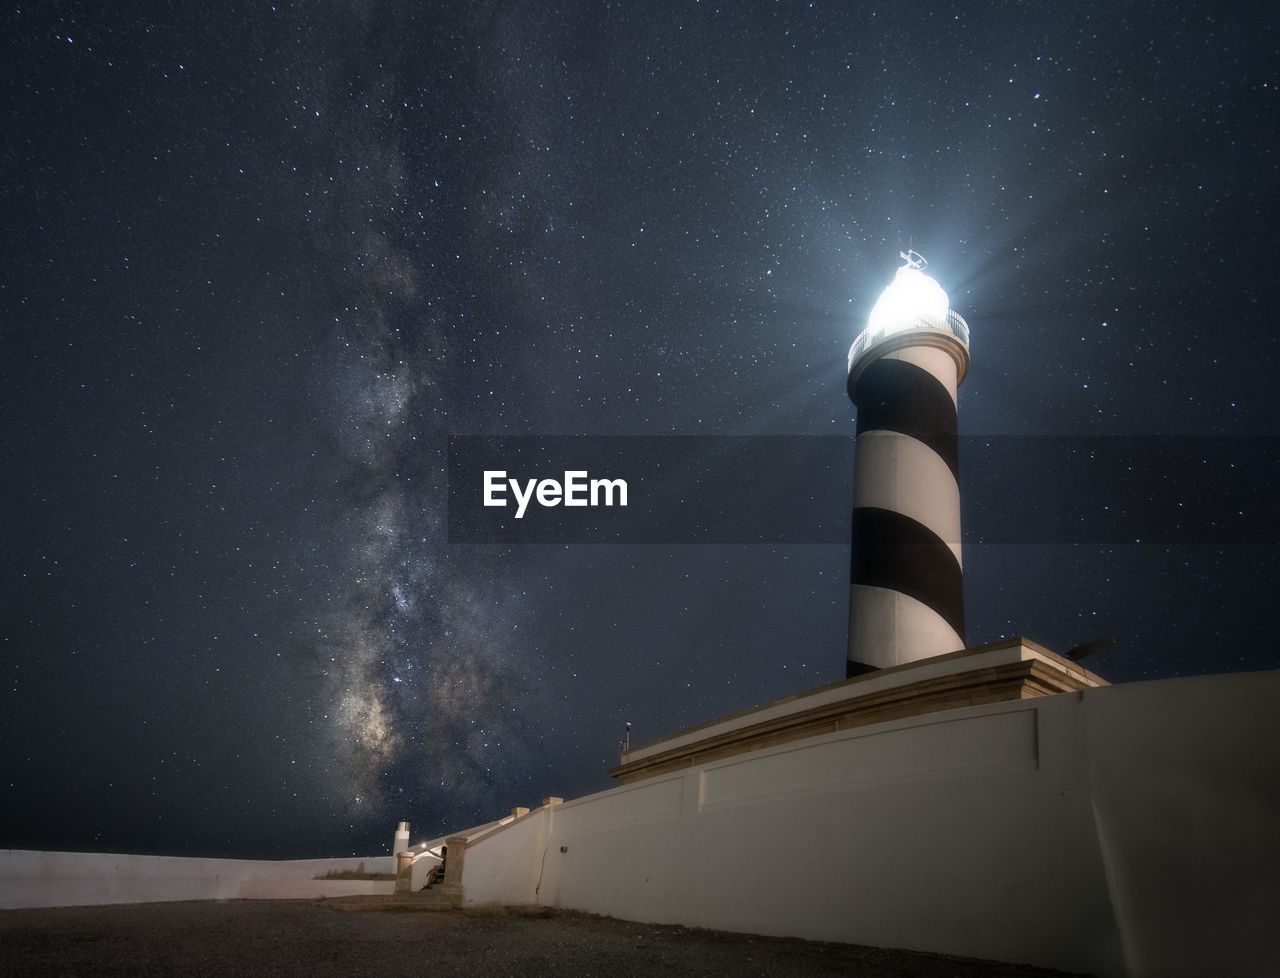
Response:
[0,851,394,907]
[460,671,1280,978]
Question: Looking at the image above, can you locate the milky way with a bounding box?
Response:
[313,341,551,827]
[280,24,556,833]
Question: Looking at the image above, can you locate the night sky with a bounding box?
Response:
[3,2,1277,859]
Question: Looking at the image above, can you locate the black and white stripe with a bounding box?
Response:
[847,343,966,676]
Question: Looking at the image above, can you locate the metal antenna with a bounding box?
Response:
[899,249,927,271]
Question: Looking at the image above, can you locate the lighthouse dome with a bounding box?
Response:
[848,253,970,387]
[867,265,951,336]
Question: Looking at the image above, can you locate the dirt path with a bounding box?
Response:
[0,900,1086,977]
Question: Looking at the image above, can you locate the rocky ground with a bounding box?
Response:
[0,900,1089,977]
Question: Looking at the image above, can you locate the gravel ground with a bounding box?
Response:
[0,901,1088,977]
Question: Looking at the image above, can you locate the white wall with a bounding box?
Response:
[0,850,389,908]
[460,808,551,906]
[1081,672,1280,978]
[460,670,1280,978]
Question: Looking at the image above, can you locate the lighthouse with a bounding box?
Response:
[846,252,970,676]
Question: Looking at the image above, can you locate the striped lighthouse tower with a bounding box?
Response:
[846,252,970,677]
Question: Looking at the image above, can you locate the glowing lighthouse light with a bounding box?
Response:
[867,261,951,337]
[848,250,970,385]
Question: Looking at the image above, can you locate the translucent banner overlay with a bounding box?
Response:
[447,436,1278,545]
